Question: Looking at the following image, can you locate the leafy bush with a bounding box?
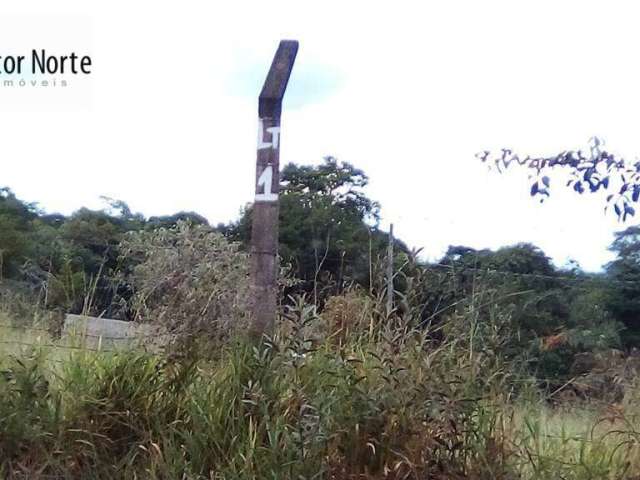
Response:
[120,221,250,346]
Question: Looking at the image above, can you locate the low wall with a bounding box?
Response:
[63,314,169,350]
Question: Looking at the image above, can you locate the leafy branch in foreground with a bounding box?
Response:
[478,137,640,221]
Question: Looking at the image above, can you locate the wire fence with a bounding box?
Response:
[426,262,637,286]
[1,257,638,368]
[1,257,636,354]
[303,248,638,287]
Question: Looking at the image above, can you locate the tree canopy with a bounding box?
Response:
[227,157,404,300]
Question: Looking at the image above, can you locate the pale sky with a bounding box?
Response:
[2,1,639,271]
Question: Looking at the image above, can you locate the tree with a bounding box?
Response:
[605,226,640,343]
[429,243,568,336]
[148,212,209,229]
[227,157,394,301]
[0,188,39,278]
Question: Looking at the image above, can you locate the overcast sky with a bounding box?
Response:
[2,1,639,271]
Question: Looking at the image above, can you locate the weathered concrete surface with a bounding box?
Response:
[62,314,169,350]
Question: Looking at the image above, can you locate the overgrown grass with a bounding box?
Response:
[2,303,640,479]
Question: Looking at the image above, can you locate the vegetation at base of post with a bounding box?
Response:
[2,290,640,479]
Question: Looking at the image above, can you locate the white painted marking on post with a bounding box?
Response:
[255,165,278,202]
[267,126,280,149]
[257,119,281,150]
[257,119,270,150]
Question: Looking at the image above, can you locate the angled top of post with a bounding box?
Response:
[259,40,299,118]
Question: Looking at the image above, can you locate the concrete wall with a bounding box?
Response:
[62,314,169,351]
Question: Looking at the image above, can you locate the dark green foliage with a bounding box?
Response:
[0,189,200,317]
[226,157,407,301]
[0,188,38,277]
[405,243,627,387]
[606,226,640,344]
[419,243,568,337]
[0,350,57,466]
[148,211,209,229]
